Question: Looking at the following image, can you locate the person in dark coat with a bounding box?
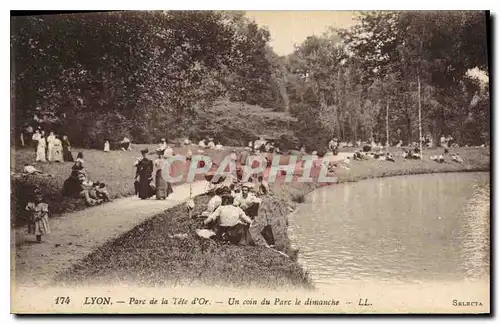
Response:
[135,148,154,200]
[62,135,74,162]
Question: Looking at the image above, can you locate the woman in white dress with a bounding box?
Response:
[104,140,110,152]
[36,136,47,162]
[46,131,56,162]
[163,145,173,158]
[52,135,63,162]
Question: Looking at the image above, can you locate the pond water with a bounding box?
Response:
[288,172,490,286]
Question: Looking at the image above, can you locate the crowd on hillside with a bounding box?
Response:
[17,129,482,245]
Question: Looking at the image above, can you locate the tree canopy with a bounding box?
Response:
[11,11,490,150]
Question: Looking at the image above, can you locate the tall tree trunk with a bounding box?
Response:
[406,114,412,145]
[278,77,289,113]
[11,39,16,147]
[385,100,389,147]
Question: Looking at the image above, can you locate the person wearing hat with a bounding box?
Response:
[25,189,51,243]
[153,148,173,200]
[201,187,224,217]
[135,148,154,199]
[233,183,261,220]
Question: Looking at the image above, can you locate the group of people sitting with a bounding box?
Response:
[197,137,225,151]
[62,152,111,206]
[198,178,273,246]
[101,136,131,152]
[31,129,74,163]
[429,151,464,164]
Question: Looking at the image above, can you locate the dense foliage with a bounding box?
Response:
[12,11,489,150]
[286,11,489,149]
[12,11,281,147]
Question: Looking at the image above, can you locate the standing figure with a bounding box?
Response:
[158,138,167,155]
[46,131,56,162]
[62,135,74,162]
[163,144,173,158]
[25,190,51,243]
[31,129,41,153]
[35,134,47,162]
[52,135,63,162]
[153,149,172,200]
[104,140,110,152]
[135,148,154,200]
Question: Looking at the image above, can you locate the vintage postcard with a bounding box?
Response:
[10,10,490,314]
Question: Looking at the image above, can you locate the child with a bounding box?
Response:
[104,140,110,152]
[25,190,51,243]
[96,182,111,202]
[80,182,102,206]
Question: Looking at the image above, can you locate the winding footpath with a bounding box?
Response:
[12,153,353,288]
[12,181,209,287]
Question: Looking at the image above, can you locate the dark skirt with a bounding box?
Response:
[62,176,83,197]
[137,176,153,199]
[63,147,74,162]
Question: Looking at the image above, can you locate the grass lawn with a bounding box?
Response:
[10,144,240,227]
[53,146,489,289]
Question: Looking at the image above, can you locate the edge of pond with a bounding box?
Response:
[55,161,490,290]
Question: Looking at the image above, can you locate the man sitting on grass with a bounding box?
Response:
[233,183,262,220]
[203,194,253,245]
[201,187,224,217]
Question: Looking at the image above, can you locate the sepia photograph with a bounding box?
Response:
[10,9,490,314]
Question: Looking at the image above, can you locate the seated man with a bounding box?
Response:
[233,184,262,219]
[201,187,223,217]
[203,195,253,245]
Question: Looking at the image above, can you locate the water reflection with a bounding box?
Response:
[288,173,490,285]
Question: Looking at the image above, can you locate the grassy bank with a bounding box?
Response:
[54,193,312,289]
[53,147,489,289]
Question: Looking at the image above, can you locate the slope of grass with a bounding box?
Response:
[54,194,312,289]
[53,147,489,289]
[10,144,239,227]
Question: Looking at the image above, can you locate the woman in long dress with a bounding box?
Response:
[25,191,51,243]
[135,148,154,200]
[62,135,74,162]
[163,144,173,158]
[104,140,110,152]
[52,135,63,162]
[36,136,47,162]
[154,149,170,199]
[46,131,56,162]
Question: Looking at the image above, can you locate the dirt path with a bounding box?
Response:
[12,181,209,287]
